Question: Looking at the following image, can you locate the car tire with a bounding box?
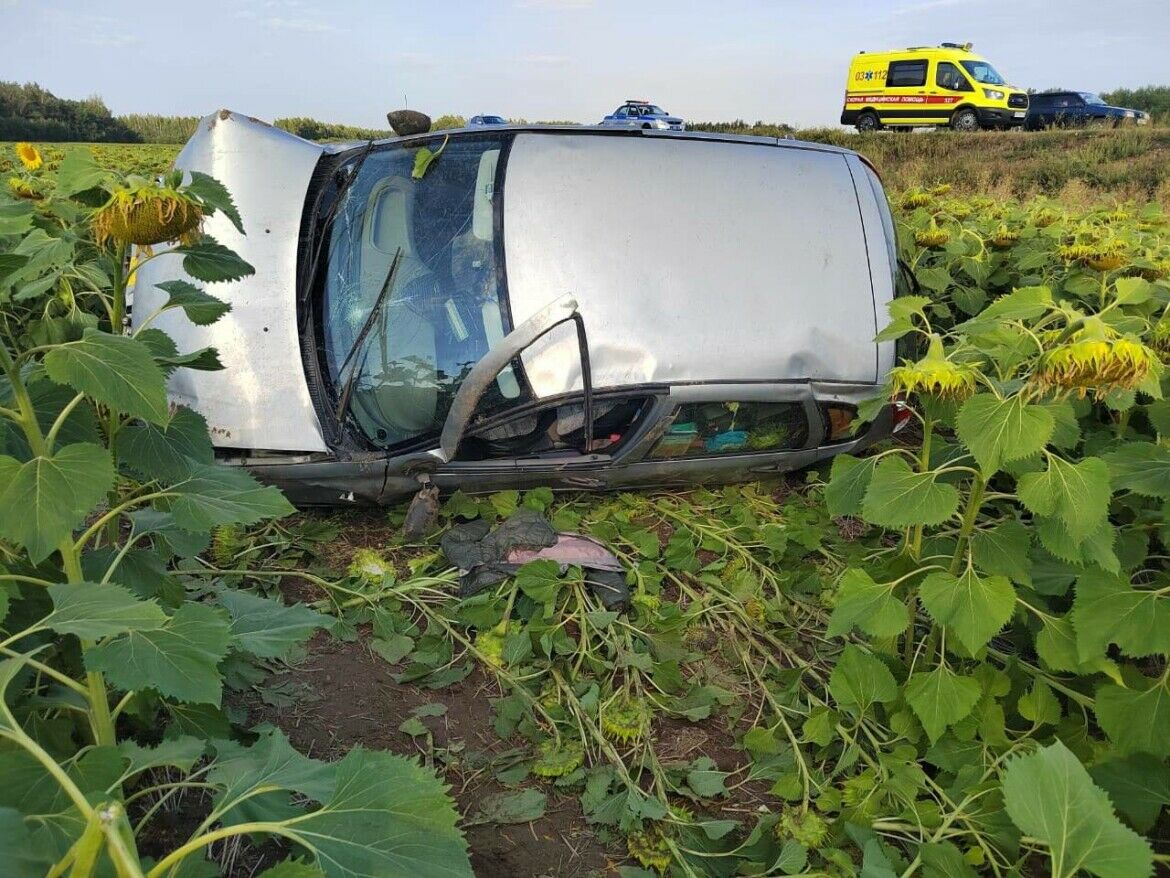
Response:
[642,123,652,130]
[950,108,979,132]
[856,111,881,133]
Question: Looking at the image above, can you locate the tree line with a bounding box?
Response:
[4,80,1168,145]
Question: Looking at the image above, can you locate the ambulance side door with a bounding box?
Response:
[883,58,931,126]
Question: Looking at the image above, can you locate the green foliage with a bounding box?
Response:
[0,81,142,142]
[1102,85,1170,119]
[0,145,471,876]
[1003,741,1152,878]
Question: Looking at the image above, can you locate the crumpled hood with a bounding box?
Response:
[130,110,330,453]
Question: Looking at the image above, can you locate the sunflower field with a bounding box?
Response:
[1,140,1169,878]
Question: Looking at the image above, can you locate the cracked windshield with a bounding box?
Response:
[323,135,516,447]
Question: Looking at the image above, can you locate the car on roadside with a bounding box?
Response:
[131,111,907,506]
[1024,92,1150,130]
[600,100,685,130]
[469,114,507,126]
[842,42,1029,131]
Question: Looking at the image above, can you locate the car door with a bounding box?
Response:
[934,60,974,116]
[377,295,621,499]
[883,58,932,126]
[1051,94,1077,127]
[1027,94,1051,128]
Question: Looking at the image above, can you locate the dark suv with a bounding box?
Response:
[1025,92,1149,130]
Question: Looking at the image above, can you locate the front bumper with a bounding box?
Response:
[976,107,1028,127]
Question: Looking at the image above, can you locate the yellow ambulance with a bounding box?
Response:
[841,42,1029,132]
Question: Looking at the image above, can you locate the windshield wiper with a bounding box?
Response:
[334,246,404,427]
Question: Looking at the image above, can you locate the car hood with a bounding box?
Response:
[129,110,330,453]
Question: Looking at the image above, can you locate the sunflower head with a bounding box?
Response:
[1059,240,1128,272]
[627,828,672,873]
[889,335,978,401]
[347,548,392,583]
[1034,318,1159,398]
[914,221,951,249]
[942,199,973,220]
[777,807,830,850]
[899,189,933,211]
[210,524,244,568]
[743,596,766,625]
[1149,319,1170,360]
[1133,261,1169,282]
[15,142,42,171]
[7,176,41,200]
[531,738,584,778]
[988,223,1019,250]
[601,694,651,744]
[475,621,508,668]
[929,183,953,196]
[1032,208,1061,229]
[93,183,204,247]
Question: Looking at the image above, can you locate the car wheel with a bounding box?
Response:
[856,111,881,133]
[950,108,979,132]
[642,123,652,130]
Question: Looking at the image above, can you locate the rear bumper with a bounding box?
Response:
[976,107,1027,127]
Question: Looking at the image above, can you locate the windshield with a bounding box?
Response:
[1080,92,1107,105]
[960,60,1006,86]
[322,134,520,448]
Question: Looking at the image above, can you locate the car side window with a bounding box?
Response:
[613,107,627,118]
[647,402,809,460]
[887,60,927,88]
[456,397,650,461]
[935,62,971,92]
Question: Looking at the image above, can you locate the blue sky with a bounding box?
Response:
[3,0,1168,128]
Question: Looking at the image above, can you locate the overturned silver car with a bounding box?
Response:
[132,111,905,505]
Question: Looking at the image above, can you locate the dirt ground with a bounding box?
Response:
[246,631,617,878]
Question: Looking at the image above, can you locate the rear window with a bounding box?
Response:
[647,402,809,459]
[820,403,859,443]
[887,60,927,87]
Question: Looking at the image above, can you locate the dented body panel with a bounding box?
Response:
[139,112,903,505]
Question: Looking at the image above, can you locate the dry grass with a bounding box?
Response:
[6,125,1169,208]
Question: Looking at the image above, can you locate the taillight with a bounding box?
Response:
[892,401,913,433]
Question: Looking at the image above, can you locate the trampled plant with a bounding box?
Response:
[0,144,472,877]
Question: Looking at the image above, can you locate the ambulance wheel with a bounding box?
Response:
[856,111,881,133]
[950,108,980,132]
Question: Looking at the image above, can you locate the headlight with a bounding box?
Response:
[655,119,670,129]
[983,88,1005,101]
[1124,110,1135,117]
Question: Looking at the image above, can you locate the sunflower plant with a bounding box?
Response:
[0,144,472,877]
[821,193,1170,878]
